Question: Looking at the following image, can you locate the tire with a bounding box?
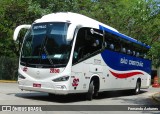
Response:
[48,93,56,97]
[86,81,95,100]
[133,81,141,95]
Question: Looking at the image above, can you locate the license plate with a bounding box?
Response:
[33,83,41,88]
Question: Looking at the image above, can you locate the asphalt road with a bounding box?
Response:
[0,83,159,114]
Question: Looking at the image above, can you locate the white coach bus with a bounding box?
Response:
[13,12,151,100]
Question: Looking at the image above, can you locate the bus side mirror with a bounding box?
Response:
[66,24,77,41]
[13,25,31,41]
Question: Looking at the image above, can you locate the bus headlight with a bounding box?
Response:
[53,76,69,82]
[18,73,26,79]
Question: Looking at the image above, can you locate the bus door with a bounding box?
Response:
[72,27,104,90]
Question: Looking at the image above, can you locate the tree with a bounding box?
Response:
[0,0,47,57]
[91,0,160,67]
[0,0,160,67]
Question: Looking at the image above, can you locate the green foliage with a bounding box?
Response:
[0,0,160,70]
[90,0,160,67]
[0,56,18,80]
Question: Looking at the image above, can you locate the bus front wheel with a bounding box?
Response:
[86,81,94,100]
[48,93,56,97]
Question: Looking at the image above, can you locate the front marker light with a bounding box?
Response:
[53,76,69,82]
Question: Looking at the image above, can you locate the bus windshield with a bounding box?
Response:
[21,22,72,68]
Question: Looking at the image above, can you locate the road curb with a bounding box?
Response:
[152,92,160,102]
[0,80,17,83]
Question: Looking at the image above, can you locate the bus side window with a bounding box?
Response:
[103,42,107,48]
[121,48,126,53]
[127,50,131,55]
[110,44,114,50]
[73,27,103,64]
[104,32,121,52]
[132,51,136,56]
[113,37,120,52]
[140,53,144,58]
[136,52,139,57]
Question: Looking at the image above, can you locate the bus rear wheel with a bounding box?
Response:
[133,81,141,95]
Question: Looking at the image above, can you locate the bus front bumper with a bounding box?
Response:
[18,80,70,95]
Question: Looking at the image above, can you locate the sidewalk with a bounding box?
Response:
[152,92,160,102]
[0,80,17,83]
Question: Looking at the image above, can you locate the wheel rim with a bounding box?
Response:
[87,81,95,100]
[92,85,95,95]
[136,83,140,93]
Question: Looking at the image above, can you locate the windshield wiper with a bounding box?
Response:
[43,46,54,65]
[39,33,54,66]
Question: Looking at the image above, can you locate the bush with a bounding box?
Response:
[0,56,18,80]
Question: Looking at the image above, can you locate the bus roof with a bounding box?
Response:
[35,12,118,32]
[35,12,150,49]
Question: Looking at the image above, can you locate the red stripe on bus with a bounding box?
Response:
[109,70,144,78]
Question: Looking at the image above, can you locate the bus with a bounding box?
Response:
[13,12,151,100]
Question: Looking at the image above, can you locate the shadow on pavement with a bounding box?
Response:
[14,90,148,103]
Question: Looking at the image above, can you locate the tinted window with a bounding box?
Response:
[21,22,72,68]
[73,28,103,64]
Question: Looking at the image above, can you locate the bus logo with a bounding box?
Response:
[72,78,79,87]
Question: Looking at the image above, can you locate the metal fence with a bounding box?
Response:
[0,56,18,80]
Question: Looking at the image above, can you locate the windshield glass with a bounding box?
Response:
[21,22,72,68]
